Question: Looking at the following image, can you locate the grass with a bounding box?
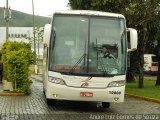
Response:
[126,79,160,99]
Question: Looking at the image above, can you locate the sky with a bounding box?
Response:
[0,0,70,17]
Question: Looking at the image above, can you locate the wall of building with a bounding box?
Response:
[0,27,44,56]
[0,27,33,46]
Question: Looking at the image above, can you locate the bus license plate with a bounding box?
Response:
[80,92,93,97]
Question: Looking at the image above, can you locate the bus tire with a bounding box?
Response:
[43,87,45,95]
[46,98,56,106]
[102,102,110,108]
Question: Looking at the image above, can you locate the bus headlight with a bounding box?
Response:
[48,77,66,85]
[108,80,125,87]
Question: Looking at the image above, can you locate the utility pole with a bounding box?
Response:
[4,0,10,41]
[32,0,38,74]
[32,0,36,54]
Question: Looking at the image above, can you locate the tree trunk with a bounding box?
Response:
[155,41,160,86]
[156,60,160,86]
[126,70,135,82]
[137,25,147,88]
[38,39,39,56]
[126,53,135,82]
[138,53,144,88]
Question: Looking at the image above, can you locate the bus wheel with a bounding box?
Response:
[43,88,45,95]
[46,99,56,106]
[102,102,110,108]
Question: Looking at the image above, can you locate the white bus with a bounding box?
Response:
[42,10,137,108]
[144,54,158,75]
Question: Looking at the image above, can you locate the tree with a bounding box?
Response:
[69,0,160,88]
[25,27,44,55]
[155,40,160,86]
[34,27,44,55]
[125,0,160,88]
[154,13,160,86]
[1,41,36,93]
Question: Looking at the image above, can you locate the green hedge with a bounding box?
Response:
[1,41,36,93]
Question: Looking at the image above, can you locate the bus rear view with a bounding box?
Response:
[42,10,137,108]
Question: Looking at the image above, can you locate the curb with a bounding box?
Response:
[29,76,43,83]
[0,92,26,96]
[125,93,160,104]
[30,76,42,83]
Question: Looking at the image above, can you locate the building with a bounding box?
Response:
[0,27,43,55]
[0,27,33,46]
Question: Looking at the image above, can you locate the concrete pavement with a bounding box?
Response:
[0,74,159,120]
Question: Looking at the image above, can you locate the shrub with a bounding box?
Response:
[1,41,36,93]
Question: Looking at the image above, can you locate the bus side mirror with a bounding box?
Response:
[43,24,51,47]
[127,28,138,52]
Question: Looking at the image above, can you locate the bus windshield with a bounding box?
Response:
[49,14,126,76]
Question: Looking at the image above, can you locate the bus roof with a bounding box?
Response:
[54,10,125,19]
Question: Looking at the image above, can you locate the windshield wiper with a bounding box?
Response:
[69,37,87,74]
[69,53,86,74]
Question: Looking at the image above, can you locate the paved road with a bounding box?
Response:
[0,75,159,120]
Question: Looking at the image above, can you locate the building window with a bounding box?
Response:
[11,34,14,38]
[23,34,27,38]
[18,34,20,38]
[21,34,24,37]
[15,34,17,38]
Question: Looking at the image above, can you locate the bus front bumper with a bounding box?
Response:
[46,83,125,103]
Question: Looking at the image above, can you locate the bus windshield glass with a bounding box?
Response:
[49,14,126,76]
